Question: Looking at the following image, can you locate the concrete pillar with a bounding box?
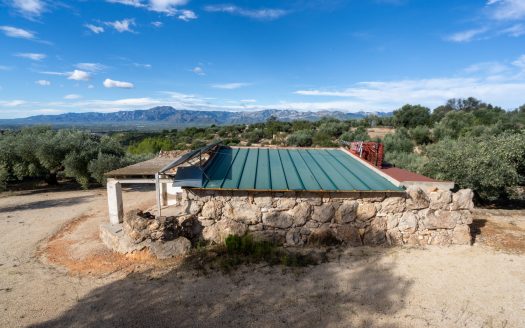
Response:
[107,179,123,224]
[160,183,168,206]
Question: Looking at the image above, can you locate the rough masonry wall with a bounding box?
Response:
[179,187,474,247]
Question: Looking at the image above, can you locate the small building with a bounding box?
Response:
[104,141,473,250]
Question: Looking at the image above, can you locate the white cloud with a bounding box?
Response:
[240,99,257,103]
[68,70,91,81]
[64,94,82,100]
[464,61,509,75]
[488,0,525,21]
[107,0,144,8]
[88,84,95,89]
[500,23,525,36]
[512,54,525,70]
[0,100,27,107]
[212,82,250,89]
[0,26,35,39]
[446,28,487,42]
[11,0,45,18]
[133,63,152,68]
[75,62,106,72]
[205,5,288,20]
[149,0,188,14]
[15,52,46,60]
[0,65,12,71]
[107,0,195,20]
[85,24,105,34]
[192,66,205,75]
[35,79,51,86]
[105,19,135,33]
[177,9,197,21]
[151,21,163,27]
[103,78,134,88]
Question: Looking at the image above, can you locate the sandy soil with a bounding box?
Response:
[0,187,524,328]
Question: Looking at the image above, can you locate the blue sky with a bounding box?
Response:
[1,0,525,118]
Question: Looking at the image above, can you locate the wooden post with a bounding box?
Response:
[107,179,123,224]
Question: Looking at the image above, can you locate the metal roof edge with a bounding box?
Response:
[339,147,403,188]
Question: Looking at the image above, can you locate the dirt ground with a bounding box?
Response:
[0,187,524,328]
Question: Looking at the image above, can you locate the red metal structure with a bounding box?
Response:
[347,141,384,168]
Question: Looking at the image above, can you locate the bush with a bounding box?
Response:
[409,126,431,145]
[422,132,525,200]
[287,130,313,147]
[383,128,413,154]
[393,104,431,128]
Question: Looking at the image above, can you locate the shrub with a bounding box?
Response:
[287,130,313,147]
[422,132,525,200]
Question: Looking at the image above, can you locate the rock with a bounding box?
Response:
[250,230,286,244]
[458,210,473,225]
[311,203,336,223]
[198,218,215,227]
[334,225,362,246]
[285,228,303,246]
[187,200,204,215]
[452,225,471,245]
[429,190,452,210]
[149,237,191,259]
[287,202,311,226]
[398,212,418,233]
[123,211,176,243]
[248,223,264,231]
[405,187,430,210]
[335,200,357,224]
[386,230,403,246]
[262,211,294,229]
[429,231,452,246]
[379,197,406,214]
[200,200,222,219]
[363,227,386,245]
[356,203,376,221]
[386,214,400,230]
[253,194,273,207]
[274,197,296,210]
[451,189,474,210]
[100,223,147,254]
[297,192,323,206]
[421,210,459,230]
[308,227,339,246]
[223,201,261,224]
[203,219,247,244]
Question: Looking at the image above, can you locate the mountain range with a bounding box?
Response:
[0,107,390,130]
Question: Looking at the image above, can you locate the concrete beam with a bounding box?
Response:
[160,182,168,206]
[107,179,124,224]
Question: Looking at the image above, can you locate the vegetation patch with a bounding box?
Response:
[188,235,320,273]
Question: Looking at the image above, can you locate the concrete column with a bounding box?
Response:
[160,182,168,206]
[107,179,123,224]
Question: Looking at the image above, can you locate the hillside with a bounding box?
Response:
[0,107,389,129]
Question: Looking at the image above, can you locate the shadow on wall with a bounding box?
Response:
[0,195,94,213]
[32,248,412,328]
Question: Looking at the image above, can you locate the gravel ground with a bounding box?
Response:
[0,187,524,328]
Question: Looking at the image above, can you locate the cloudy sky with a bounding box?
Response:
[1,0,525,118]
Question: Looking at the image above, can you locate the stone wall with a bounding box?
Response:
[178,187,474,246]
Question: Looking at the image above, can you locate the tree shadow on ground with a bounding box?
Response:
[33,247,412,328]
[0,195,94,213]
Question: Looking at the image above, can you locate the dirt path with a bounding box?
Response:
[0,188,524,327]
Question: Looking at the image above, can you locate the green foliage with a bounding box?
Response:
[384,151,427,174]
[219,235,316,271]
[340,127,370,142]
[0,127,133,189]
[409,126,431,145]
[393,104,431,128]
[383,128,413,153]
[422,133,525,200]
[128,136,175,155]
[287,130,313,147]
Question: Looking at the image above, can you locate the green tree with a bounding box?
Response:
[393,104,431,128]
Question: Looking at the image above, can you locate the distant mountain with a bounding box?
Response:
[0,107,391,129]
